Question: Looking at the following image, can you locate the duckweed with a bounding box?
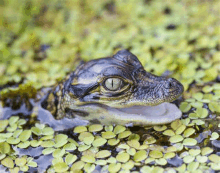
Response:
[127,140,140,149]
[108,138,120,146]
[84,163,95,172]
[74,126,87,133]
[183,155,195,164]
[195,108,208,118]
[42,148,55,155]
[164,152,175,159]
[1,0,220,172]
[196,155,208,163]
[183,138,198,146]
[126,148,136,156]
[107,157,117,164]
[201,147,213,156]
[81,155,96,163]
[41,141,55,148]
[52,149,65,158]
[1,157,14,168]
[17,141,30,148]
[116,153,130,163]
[27,160,37,168]
[63,143,76,151]
[42,127,54,136]
[163,129,175,136]
[0,120,9,132]
[133,150,147,162]
[65,154,77,165]
[175,125,186,135]
[88,124,103,132]
[149,150,163,159]
[19,130,32,142]
[108,163,121,172]
[92,137,107,147]
[6,137,20,144]
[189,149,201,156]
[121,160,134,170]
[183,128,196,137]
[169,135,184,143]
[153,125,167,132]
[96,150,111,159]
[15,157,26,167]
[31,127,42,136]
[95,160,107,165]
[54,162,69,173]
[71,161,85,171]
[118,131,132,139]
[187,162,199,172]
[78,145,91,152]
[210,132,219,140]
[0,142,10,154]
[155,158,167,166]
[113,125,126,134]
[208,154,220,163]
[0,154,6,160]
[102,131,116,139]
[180,102,191,113]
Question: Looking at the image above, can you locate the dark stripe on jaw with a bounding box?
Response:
[90,119,101,124]
[64,108,89,117]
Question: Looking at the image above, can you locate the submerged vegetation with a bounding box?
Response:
[0,0,220,172]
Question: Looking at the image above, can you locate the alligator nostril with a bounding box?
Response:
[166,80,175,88]
[168,82,173,88]
[167,78,175,88]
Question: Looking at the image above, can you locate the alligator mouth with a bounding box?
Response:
[76,102,182,126]
[108,103,182,126]
[37,102,182,130]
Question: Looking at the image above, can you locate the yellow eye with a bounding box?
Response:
[104,78,123,91]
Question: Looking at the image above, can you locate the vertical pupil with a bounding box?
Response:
[111,79,114,88]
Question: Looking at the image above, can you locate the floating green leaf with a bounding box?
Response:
[133,150,147,162]
[96,150,111,159]
[0,142,10,154]
[1,157,14,168]
[81,155,96,163]
[65,154,77,165]
[54,162,69,172]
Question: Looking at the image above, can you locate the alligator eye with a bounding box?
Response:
[104,78,123,91]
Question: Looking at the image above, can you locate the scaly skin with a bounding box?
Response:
[42,50,184,125]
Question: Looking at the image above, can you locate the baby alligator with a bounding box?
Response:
[42,50,184,126]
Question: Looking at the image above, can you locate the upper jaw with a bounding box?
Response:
[136,77,184,106]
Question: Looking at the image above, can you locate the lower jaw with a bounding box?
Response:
[75,102,182,126]
[113,102,182,126]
